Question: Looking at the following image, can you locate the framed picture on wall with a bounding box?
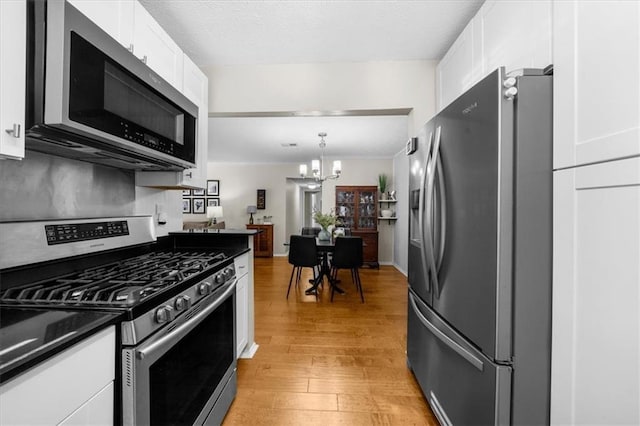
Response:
[192,198,206,214]
[192,188,205,196]
[207,198,220,207]
[182,198,191,214]
[182,189,191,196]
[207,180,219,196]
[257,189,266,209]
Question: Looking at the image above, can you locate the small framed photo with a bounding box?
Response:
[207,198,220,207]
[182,189,191,196]
[257,189,266,210]
[192,188,205,196]
[182,198,191,214]
[192,198,206,214]
[207,180,220,196]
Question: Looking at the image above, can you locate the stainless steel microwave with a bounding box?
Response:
[26,0,197,171]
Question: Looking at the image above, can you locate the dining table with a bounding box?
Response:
[304,238,344,295]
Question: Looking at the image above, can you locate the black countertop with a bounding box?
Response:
[0,307,121,384]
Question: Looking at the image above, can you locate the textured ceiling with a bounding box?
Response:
[139,0,483,67]
[137,0,483,162]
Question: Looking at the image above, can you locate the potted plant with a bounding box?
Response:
[313,209,340,241]
[378,173,389,200]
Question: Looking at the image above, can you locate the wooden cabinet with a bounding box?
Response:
[0,0,26,160]
[0,327,115,425]
[553,0,640,169]
[436,0,552,111]
[246,224,273,257]
[552,157,640,425]
[335,186,379,267]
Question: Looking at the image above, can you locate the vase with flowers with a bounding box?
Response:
[313,209,340,241]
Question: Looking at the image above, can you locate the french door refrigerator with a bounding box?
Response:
[407,67,553,425]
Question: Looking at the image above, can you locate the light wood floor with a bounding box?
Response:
[223,256,438,425]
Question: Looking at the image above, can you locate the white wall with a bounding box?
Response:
[392,148,410,275]
[205,159,396,263]
[204,60,437,138]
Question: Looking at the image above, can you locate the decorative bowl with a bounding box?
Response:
[381,209,392,218]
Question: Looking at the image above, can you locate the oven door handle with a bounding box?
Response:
[137,279,236,361]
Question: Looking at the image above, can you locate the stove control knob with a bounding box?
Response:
[155,305,174,324]
[198,281,212,295]
[174,295,191,311]
[223,267,234,280]
[214,273,225,285]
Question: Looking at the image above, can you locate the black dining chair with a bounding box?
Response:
[287,235,320,299]
[301,227,321,236]
[329,236,364,303]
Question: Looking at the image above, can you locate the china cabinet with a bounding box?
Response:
[335,186,379,267]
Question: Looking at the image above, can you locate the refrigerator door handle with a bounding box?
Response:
[435,129,447,275]
[418,131,433,292]
[409,293,484,372]
[426,126,442,297]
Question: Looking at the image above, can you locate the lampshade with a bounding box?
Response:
[207,206,223,219]
[246,205,257,214]
[299,132,341,182]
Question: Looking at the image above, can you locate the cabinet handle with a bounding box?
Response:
[128,43,134,53]
[142,55,147,64]
[5,123,20,138]
[184,171,192,178]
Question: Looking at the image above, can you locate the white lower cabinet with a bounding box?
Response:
[234,253,250,356]
[0,327,115,426]
[552,157,640,425]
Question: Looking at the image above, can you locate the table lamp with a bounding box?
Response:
[207,206,223,225]
[246,205,257,224]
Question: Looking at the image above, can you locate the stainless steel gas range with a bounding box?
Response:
[0,216,239,425]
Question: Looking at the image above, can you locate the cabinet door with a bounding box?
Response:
[552,158,640,425]
[0,0,26,160]
[135,55,208,189]
[436,20,476,111]
[554,0,640,168]
[132,1,184,90]
[0,327,115,425]
[236,273,249,356]
[58,382,114,426]
[68,0,134,49]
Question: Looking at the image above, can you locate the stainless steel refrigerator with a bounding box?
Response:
[407,67,553,425]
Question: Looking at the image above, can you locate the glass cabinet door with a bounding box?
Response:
[358,190,377,230]
[335,186,378,231]
[336,189,356,229]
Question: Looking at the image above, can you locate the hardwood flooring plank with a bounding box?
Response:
[223,257,435,424]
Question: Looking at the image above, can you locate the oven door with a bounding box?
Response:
[122,280,237,426]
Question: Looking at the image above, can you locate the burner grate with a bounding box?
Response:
[0,250,228,307]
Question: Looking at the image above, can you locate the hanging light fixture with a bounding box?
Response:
[299,132,341,182]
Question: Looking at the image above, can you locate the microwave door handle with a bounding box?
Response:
[426,126,441,298]
[136,280,236,361]
[418,131,433,292]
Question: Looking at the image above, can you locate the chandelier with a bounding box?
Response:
[299,132,342,182]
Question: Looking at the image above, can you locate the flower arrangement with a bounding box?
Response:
[313,209,340,230]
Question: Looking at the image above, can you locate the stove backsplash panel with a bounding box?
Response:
[0,151,135,221]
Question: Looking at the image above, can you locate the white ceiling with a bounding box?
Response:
[138,0,483,163]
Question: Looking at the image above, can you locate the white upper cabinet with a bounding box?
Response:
[436,0,552,111]
[132,1,183,90]
[136,54,209,189]
[0,0,26,160]
[553,0,640,169]
[67,0,134,49]
[69,0,183,89]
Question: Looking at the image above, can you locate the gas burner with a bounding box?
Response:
[0,250,229,308]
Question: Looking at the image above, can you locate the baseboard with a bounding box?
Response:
[239,342,259,359]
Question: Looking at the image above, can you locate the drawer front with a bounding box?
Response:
[234,253,249,278]
[407,293,511,425]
